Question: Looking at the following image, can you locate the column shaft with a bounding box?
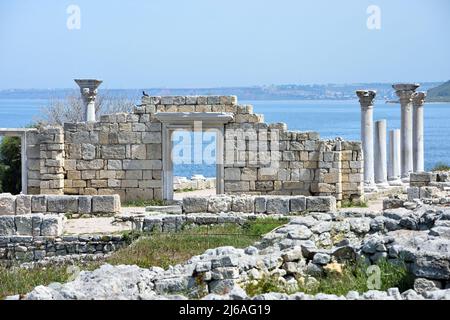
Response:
[374,119,388,186]
[388,129,402,185]
[413,92,426,172]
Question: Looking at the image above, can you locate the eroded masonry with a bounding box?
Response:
[16,84,364,203]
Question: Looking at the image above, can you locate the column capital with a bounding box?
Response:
[74,79,103,103]
[393,83,420,102]
[412,91,426,107]
[356,90,376,108]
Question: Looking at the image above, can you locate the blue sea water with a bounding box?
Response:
[1,98,449,176]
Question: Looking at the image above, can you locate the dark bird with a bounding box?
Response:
[142,90,149,97]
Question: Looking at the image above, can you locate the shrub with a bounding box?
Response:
[431,162,450,172]
[0,136,21,194]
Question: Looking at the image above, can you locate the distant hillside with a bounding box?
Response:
[427,80,450,102]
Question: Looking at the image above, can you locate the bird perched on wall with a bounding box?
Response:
[142,91,149,97]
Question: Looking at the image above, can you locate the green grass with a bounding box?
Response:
[122,199,166,207]
[431,162,450,172]
[340,199,368,208]
[0,218,287,299]
[107,218,288,269]
[245,258,414,297]
[0,266,72,299]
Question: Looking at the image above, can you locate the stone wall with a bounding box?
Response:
[182,195,336,214]
[27,95,363,202]
[0,234,127,262]
[0,214,64,237]
[0,194,121,217]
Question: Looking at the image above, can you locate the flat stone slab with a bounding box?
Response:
[145,205,182,214]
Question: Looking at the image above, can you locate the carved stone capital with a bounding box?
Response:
[356,90,376,109]
[74,79,103,103]
[393,83,420,103]
[412,91,426,107]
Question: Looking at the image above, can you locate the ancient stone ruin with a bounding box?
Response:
[1,79,450,301]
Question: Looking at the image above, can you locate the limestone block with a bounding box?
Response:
[76,160,104,170]
[224,181,249,192]
[224,168,241,181]
[407,187,420,201]
[231,196,255,213]
[208,195,232,213]
[142,132,162,144]
[78,196,92,214]
[15,215,33,235]
[0,216,15,235]
[32,214,43,236]
[147,144,162,159]
[420,186,442,199]
[47,195,79,213]
[102,145,126,159]
[290,196,306,213]
[122,160,162,170]
[92,195,121,214]
[183,197,208,213]
[266,197,290,215]
[107,160,123,170]
[306,196,336,212]
[131,145,147,160]
[255,181,274,192]
[254,196,267,213]
[16,195,32,214]
[81,144,96,160]
[0,194,16,215]
[41,215,65,236]
[31,195,47,212]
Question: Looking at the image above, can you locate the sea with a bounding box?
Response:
[0,97,449,177]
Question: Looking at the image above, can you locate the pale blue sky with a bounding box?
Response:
[0,0,449,89]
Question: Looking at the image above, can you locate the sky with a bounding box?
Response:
[0,0,449,89]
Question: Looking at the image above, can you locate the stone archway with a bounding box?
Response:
[155,112,234,200]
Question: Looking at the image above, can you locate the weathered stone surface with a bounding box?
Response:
[231,196,254,213]
[47,196,79,213]
[15,215,33,235]
[183,197,208,213]
[16,195,32,214]
[40,215,64,236]
[0,194,16,215]
[290,196,306,213]
[208,196,232,213]
[0,216,15,235]
[266,197,289,215]
[92,195,121,214]
[306,196,336,212]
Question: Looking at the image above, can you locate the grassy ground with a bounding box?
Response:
[0,218,286,299]
[122,199,166,207]
[245,258,414,297]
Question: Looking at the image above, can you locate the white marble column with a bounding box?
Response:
[374,119,388,187]
[356,90,377,192]
[74,79,103,122]
[388,129,402,185]
[393,83,419,180]
[412,92,426,172]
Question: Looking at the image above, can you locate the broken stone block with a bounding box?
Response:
[41,215,65,236]
[266,197,289,215]
[15,215,33,235]
[16,195,32,214]
[306,196,336,212]
[0,216,15,235]
[290,196,306,213]
[92,195,121,214]
[0,194,16,215]
[47,195,79,213]
[182,197,208,213]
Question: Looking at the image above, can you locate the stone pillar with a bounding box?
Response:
[74,79,103,122]
[393,83,420,180]
[388,129,402,186]
[374,119,388,187]
[412,92,426,172]
[356,90,377,192]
